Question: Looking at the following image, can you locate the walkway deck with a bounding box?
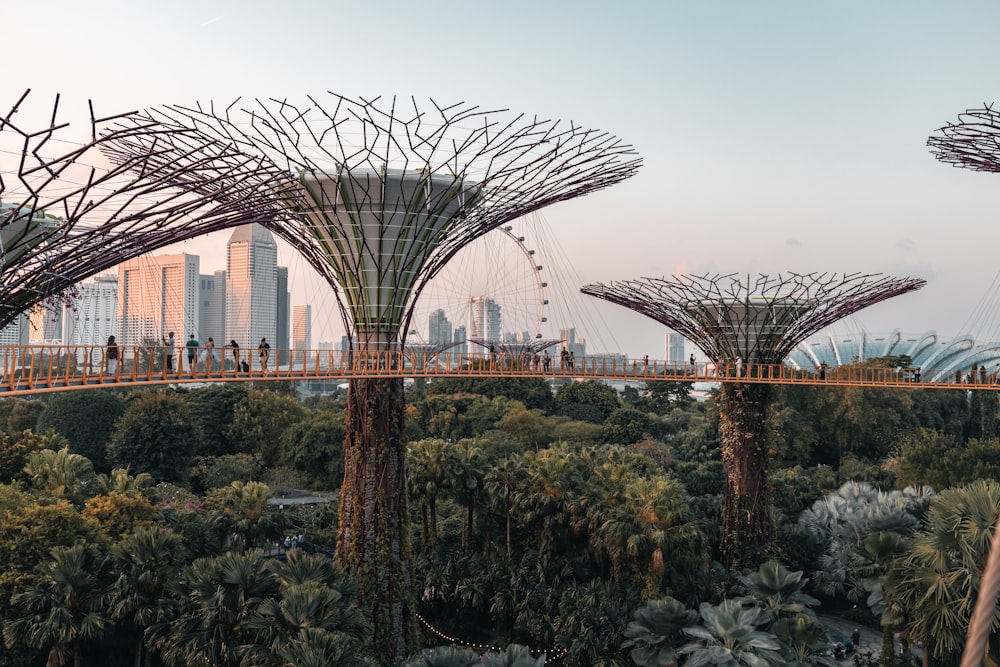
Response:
[0,345,991,396]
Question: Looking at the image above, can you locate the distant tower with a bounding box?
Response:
[275,266,290,365]
[453,325,468,354]
[469,297,501,342]
[428,309,452,346]
[118,253,199,346]
[583,272,924,566]
[199,270,226,346]
[65,274,117,350]
[292,304,312,351]
[225,224,277,364]
[666,332,686,365]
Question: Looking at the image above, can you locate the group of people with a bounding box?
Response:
[104,332,272,375]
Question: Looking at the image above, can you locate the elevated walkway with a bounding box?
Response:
[0,345,991,396]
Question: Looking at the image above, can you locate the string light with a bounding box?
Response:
[416,612,568,662]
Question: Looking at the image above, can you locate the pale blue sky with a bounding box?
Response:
[6,1,1000,357]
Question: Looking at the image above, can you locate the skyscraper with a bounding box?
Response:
[292,304,312,351]
[65,274,117,349]
[275,266,290,365]
[469,297,501,342]
[665,332,686,365]
[118,253,200,346]
[225,224,277,364]
[428,308,452,346]
[199,270,226,346]
[29,301,62,343]
[453,325,467,354]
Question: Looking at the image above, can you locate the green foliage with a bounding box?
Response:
[0,398,44,438]
[621,596,698,667]
[602,407,652,445]
[555,381,620,424]
[24,445,97,501]
[680,598,785,667]
[204,481,287,551]
[0,429,54,483]
[497,403,553,451]
[551,418,604,445]
[182,383,248,456]
[893,428,1000,489]
[226,388,307,466]
[106,390,198,484]
[81,492,156,539]
[190,453,265,492]
[424,376,554,412]
[36,390,125,472]
[0,500,105,576]
[276,409,346,488]
[3,543,114,667]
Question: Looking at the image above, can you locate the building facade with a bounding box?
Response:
[225,224,277,367]
[118,253,200,346]
[469,297,501,342]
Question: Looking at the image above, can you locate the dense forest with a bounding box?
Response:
[0,360,998,666]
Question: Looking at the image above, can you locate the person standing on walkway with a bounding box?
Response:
[186,334,199,373]
[163,332,175,372]
[230,340,240,371]
[106,335,119,376]
[204,337,216,372]
[259,337,270,372]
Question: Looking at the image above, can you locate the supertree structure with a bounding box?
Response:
[582,272,924,566]
[928,104,1000,171]
[0,90,298,329]
[99,93,641,661]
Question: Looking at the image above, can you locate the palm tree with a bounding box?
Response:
[3,543,113,667]
[481,644,546,667]
[157,550,278,667]
[739,560,820,624]
[679,598,785,667]
[447,439,487,550]
[107,526,187,667]
[484,457,528,555]
[886,479,1000,665]
[407,438,451,550]
[402,644,480,666]
[204,480,287,551]
[621,596,698,667]
[23,446,97,501]
[97,468,155,497]
[770,615,839,667]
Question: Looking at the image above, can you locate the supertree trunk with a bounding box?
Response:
[717,381,773,568]
[337,376,416,663]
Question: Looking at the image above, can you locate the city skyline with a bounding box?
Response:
[5,1,1000,357]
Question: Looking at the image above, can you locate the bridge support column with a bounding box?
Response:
[718,381,773,568]
[336,375,417,663]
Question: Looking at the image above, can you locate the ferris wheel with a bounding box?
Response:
[409,222,547,347]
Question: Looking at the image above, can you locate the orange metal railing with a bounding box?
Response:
[0,344,992,396]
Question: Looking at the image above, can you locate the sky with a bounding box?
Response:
[6,0,1000,358]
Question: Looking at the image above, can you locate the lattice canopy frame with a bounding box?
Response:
[0,90,292,328]
[928,105,1000,172]
[100,93,642,348]
[582,272,926,363]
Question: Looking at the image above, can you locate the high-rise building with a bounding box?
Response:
[199,270,226,346]
[453,325,467,354]
[428,309,452,346]
[559,326,586,358]
[292,304,312,351]
[665,332,686,365]
[65,274,117,349]
[225,224,277,366]
[469,297,501,342]
[275,266,290,365]
[29,301,62,343]
[118,253,200,346]
[0,314,29,346]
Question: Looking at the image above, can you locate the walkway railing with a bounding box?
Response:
[0,344,991,396]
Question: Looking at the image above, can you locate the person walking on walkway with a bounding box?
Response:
[230,340,240,371]
[106,336,119,376]
[258,337,270,372]
[186,334,199,373]
[163,332,175,372]
[204,337,216,372]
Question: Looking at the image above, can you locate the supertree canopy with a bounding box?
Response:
[99,93,642,347]
[582,272,926,364]
[582,272,924,567]
[96,92,640,662]
[928,104,1000,172]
